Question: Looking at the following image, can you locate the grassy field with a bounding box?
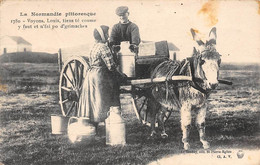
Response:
[0,62,259,164]
[0,52,58,63]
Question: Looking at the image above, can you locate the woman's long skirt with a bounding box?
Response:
[78,67,119,123]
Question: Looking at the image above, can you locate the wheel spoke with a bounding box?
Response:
[75,102,79,116]
[139,97,147,112]
[164,111,172,122]
[144,108,148,123]
[78,63,84,88]
[66,101,75,116]
[62,99,70,104]
[63,72,74,88]
[68,63,77,87]
[79,82,84,93]
[137,97,146,114]
[61,86,73,91]
[74,60,79,87]
[131,97,142,123]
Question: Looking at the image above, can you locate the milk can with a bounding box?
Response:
[67,117,96,144]
[118,41,136,77]
[105,106,126,146]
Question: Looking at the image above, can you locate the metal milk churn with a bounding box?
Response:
[118,41,136,77]
[67,117,96,144]
[105,106,126,146]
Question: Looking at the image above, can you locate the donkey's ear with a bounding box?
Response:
[193,47,198,56]
[208,27,217,43]
[191,28,204,46]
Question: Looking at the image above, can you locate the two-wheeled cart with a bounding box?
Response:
[57,41,201,126]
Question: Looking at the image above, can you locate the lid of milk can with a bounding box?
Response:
[106,106,125,123]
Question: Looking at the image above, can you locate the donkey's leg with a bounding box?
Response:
[158,107,168,138]
[147,98,158,137]
[180,104,192,150]
[196,106,210,149]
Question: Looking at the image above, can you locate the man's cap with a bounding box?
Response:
[116,6,129,16]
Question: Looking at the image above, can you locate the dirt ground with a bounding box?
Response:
[0,62,259,165]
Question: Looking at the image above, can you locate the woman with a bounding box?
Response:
[78,25,123,129]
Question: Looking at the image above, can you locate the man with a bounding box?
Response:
[110,6,141,53]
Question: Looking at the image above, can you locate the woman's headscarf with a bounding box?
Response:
[93,25,109,43]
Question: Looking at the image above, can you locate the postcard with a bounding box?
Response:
[0,0,259,165]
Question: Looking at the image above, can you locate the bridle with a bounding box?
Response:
[188,56,208,95]
[188,48,221,95]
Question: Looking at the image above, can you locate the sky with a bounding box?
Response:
[0,0,259,63]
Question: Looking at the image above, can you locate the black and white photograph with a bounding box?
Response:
[0,0,259,164]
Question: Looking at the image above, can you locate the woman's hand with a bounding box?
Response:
[112,45,121,53]
[115,70,128,84]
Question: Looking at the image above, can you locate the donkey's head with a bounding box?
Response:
[191,27,221,90]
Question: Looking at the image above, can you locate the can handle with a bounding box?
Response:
[68,117,78,125]
[107,107,121,117]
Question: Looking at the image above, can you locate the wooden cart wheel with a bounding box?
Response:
[59,56,90,117]
[131,85,172,127]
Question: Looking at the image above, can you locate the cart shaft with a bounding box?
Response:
[128,76,193,85]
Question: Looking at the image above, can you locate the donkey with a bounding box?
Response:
[148,27,221,150]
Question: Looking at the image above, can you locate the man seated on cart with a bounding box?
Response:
[109,6,141,54]
[78,25,125,132]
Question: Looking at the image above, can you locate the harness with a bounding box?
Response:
[160,57,209,95]
[150,56,210,109]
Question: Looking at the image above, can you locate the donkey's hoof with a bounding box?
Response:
[161,133,168,139]
[147,131,157,140]
[183,143,190,150]
[202,141,210,149]
[150,131,157,137]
